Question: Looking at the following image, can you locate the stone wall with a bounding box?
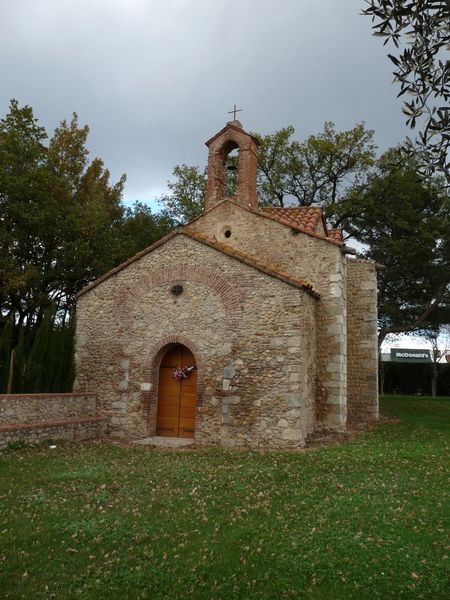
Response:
[346,258,379,422]
[0,393,98,424]
[189,201,347,431]
[75,234,318,449]
[0,419,106,450]
[0,393,106,450]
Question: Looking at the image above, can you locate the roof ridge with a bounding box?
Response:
[77,226,321,299]
[262,206,322,210]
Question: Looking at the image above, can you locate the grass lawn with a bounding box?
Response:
[1,396,449,599]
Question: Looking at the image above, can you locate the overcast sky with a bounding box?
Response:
[0,0,409,209]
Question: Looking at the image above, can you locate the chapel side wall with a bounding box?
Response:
[217,273,317,449]
[346,258,379,422]
[75,235,317,448]
[189,203,347,431]
[304,296,318,435]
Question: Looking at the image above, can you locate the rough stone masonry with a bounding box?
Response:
[74,120,379,449]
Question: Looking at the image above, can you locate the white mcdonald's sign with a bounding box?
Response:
[390,349,431,363]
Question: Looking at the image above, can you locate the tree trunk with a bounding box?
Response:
[431,361,438,398]
[379,356,386,396]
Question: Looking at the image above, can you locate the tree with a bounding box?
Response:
[345,147,450,347]
[362,0,450,185]
[427,329,444,397]
[25,307,56,392]
[118,201,175,257]
[159,164,207,224]
[0,316,13,392]
[0,99,50,324]
[0,101,127,325]
[411,321,450,397]
[0,310,76,394]
[48,114,127,306]
[159,122,376,226]
[0,100,173,393]
[255,122,376,215]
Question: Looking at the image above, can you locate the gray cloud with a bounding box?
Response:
[0,0,407,206]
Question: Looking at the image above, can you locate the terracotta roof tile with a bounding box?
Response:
[261,207,322,232]
[260,206,343,245]
[328,228,343,243]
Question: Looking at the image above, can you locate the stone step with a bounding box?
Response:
[133,436,195,448]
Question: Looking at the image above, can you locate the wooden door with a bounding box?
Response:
[156,345,197,438]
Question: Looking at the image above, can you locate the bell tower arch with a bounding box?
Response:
[204,120,260,212]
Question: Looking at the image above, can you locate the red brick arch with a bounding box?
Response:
[118,265,243,328]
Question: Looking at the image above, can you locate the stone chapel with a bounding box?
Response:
[74,120,379,449]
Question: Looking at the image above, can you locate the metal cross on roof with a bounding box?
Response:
[227,104,242,121]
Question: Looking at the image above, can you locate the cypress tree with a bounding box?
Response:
[11,326,26,393]
[0,318,14,393]
[60,317,75,392]
[26,309,54,392]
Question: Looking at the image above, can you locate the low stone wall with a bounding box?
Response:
[0,418,107,450]
[0,393,107,450]
[0,393,97,424]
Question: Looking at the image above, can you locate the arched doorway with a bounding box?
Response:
[156,344,197,438]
